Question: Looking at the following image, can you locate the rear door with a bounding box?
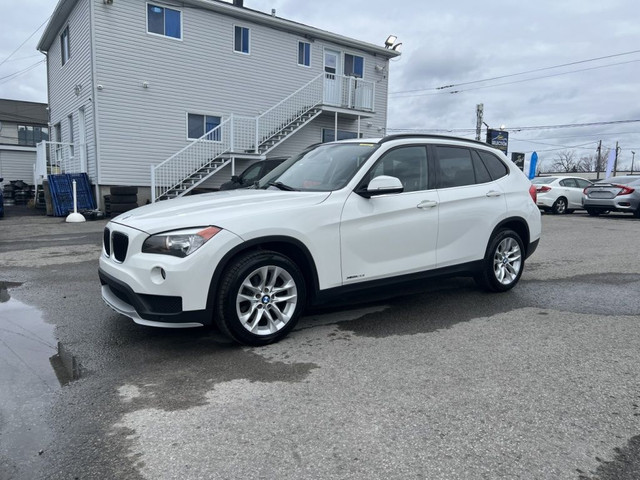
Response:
[434,146,508,267]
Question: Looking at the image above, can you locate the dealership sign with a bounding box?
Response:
[486,129,509,154]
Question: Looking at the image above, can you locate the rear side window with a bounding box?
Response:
[435,146,475,188]
[471,150,492,184]
[477,150,508,180]
[560,178,578,188]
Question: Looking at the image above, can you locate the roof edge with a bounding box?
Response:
[37,0,401,58]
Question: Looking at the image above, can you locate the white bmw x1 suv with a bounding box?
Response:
[100,135,541,345]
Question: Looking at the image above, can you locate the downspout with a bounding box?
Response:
[89,0,102,209]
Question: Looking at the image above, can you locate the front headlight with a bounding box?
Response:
[142,226,221,257]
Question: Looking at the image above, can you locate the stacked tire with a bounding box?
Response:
[109,186,138,216]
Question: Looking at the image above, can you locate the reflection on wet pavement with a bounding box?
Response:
[0,284,81,475]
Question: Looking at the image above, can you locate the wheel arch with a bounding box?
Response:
[489,217,531,257]
[205,236,321,313]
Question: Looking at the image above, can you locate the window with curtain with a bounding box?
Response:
[60,26,70,65]
[147,4,182,39]
[234,26,250,54]
[188,114,222,141]
[344,53,364,78]
[298,41,311,66]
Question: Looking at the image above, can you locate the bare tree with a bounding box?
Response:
[551,150,579,172]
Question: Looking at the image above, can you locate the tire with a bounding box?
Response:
[110,202,138,214]
[215,250,306,346]
[109,194,138,204]
[551,197,567,214]
[110,186,138,196]
[586,209,600,217]
[474,229,525,293]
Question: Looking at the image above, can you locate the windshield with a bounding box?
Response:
[258,142,379,191]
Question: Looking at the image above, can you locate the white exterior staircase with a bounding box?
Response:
[151,73,374,201]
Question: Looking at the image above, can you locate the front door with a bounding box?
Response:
[324,49,342,106]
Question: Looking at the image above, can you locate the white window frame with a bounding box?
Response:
[297,41,311,67]
[146,2,183,41]
[60,26,70,66]
[343,52,365,79]
[233,25,251,55]
[186,112,223,142]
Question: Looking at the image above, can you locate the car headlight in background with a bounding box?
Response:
[142,226,222,257]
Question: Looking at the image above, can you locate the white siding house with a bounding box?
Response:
[0,99,49,184]
[37,0,400,205]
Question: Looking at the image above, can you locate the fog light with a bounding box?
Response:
[150,266,166,285]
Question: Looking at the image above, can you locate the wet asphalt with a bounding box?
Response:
[0,205,639,479]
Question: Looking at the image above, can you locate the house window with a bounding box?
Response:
[344,53,364,78]
[298,41,311,66]
[18,125,49,146]
[60,26,70,65]
[188,114,222,141]
[147,4,182,39]
[322,129,359,143]
[234,26,250,54]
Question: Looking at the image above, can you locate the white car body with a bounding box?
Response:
[532,176,593,214]
[100,135,541,344]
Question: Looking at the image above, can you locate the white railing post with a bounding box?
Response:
[255,117,260,153]
[150,164,156,202]
[229,114,235,153]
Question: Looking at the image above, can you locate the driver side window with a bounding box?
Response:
[368,146,429,193]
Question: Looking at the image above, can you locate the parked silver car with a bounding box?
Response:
[582,175,640,217]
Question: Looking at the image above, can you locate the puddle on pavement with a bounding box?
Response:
[0,283,81,387]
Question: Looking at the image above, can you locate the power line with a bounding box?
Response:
[390,49,640,95]
[389,119,640,134]
[0,17,51,70]
[0,60,46,85]
[392,60,640,97]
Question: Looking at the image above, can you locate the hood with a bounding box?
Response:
[111,189,331,235]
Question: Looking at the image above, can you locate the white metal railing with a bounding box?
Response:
[324,74,376,111]
[152,119,233,201]
[256,73,324,148]
[35,141,86,185]
[150,73,376,201]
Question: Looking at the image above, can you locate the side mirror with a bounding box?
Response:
[358,175,404,198]
[231,175,241,183]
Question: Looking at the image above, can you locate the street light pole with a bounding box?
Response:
[632,151,636,175]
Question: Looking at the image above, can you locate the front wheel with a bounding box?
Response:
[215,250,306,346]
[474,229,525,293]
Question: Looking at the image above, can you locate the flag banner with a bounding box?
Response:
[605,150,616,179]
[528,152,538,179]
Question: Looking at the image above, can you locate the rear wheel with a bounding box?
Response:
[215,250,306,346]
[552,197,567,214]
[475,229,524,293]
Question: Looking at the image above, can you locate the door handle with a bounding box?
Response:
[485,191,502,197]
[417,200,438,209]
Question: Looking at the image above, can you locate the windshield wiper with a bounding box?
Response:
[267,181,298,191]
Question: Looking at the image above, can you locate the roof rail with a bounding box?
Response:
[380,133,489,147]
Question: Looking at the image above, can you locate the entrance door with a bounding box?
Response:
[324,49,342,106]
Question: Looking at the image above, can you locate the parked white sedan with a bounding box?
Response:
[532,176,593,214]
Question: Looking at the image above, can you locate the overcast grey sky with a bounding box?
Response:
[1,0,638,170]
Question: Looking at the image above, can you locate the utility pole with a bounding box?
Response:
[475,104,483,141]
[596,140,601,179]
[614,141,619,177]
[631,151,636,175]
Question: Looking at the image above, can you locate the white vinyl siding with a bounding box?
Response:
[0,149,37,183]
[42,0,391,187]
[47,0,96,183]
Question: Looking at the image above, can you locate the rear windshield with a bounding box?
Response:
[531,177,557,184]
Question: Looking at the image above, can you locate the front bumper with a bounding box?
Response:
[100,222,244,328]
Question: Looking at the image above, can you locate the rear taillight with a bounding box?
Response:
[614,184,635,196]
[537,186,551,193]
[583,187,589,194]
[529,184,537,203]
